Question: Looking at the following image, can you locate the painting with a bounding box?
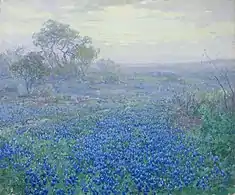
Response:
[0,0,234,194]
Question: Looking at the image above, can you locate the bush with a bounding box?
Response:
[197,91,235,167]
[32,84,56,97]
[168,86,235,191]
[102,73,120,84]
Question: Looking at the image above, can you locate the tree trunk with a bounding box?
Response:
[25,79,33,95]
[25,81,30,94]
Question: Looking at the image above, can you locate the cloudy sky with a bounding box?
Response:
[0,0,234,63]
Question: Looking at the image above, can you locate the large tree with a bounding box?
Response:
[9,51,49,94]
[32,19,99,80]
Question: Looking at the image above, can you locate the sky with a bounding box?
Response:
[0,0,234,63]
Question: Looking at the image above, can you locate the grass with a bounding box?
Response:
[1,69,235,194]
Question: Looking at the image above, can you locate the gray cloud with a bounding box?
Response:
[2,0,234,23]
[68,0,235,29]
[134,0,235,23]
[0,0,234,62]
[67,0,235,20]
[57,0,146,12]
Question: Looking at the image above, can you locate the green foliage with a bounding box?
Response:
[198,110,235,191]
[183,89,235,187]
[197,100,235,166]
[0,167,25,195]
[73,45,100,81]
[168,85,235,190]
[32,19,100,79]
[9,51,49,94]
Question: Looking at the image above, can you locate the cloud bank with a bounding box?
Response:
[0,0,234,63]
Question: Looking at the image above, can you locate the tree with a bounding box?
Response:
[97,58,120,72]
[0,46,25,77]
[72,44,99,80]
[9,51,49,94]
[1,46,25,66]
[96,58,121,83]
[32,19,99,80]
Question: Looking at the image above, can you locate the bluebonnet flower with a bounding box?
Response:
[0,105,229,194]
[56,189,66,195]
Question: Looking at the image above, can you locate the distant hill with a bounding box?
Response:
[119,59,235,74]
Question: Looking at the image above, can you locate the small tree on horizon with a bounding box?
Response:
[96,58,121,83]
[9,51,49,94]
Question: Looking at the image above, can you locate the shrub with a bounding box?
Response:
[102,73,120,84]
[197,91,235,168]
[168,86,235,191]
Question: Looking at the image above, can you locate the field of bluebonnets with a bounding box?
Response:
[0,103,229,194]
[1,64,235,195]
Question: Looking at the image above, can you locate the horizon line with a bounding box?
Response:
[116,58,235,66]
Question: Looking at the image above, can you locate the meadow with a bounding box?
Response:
[1,60,235,195]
